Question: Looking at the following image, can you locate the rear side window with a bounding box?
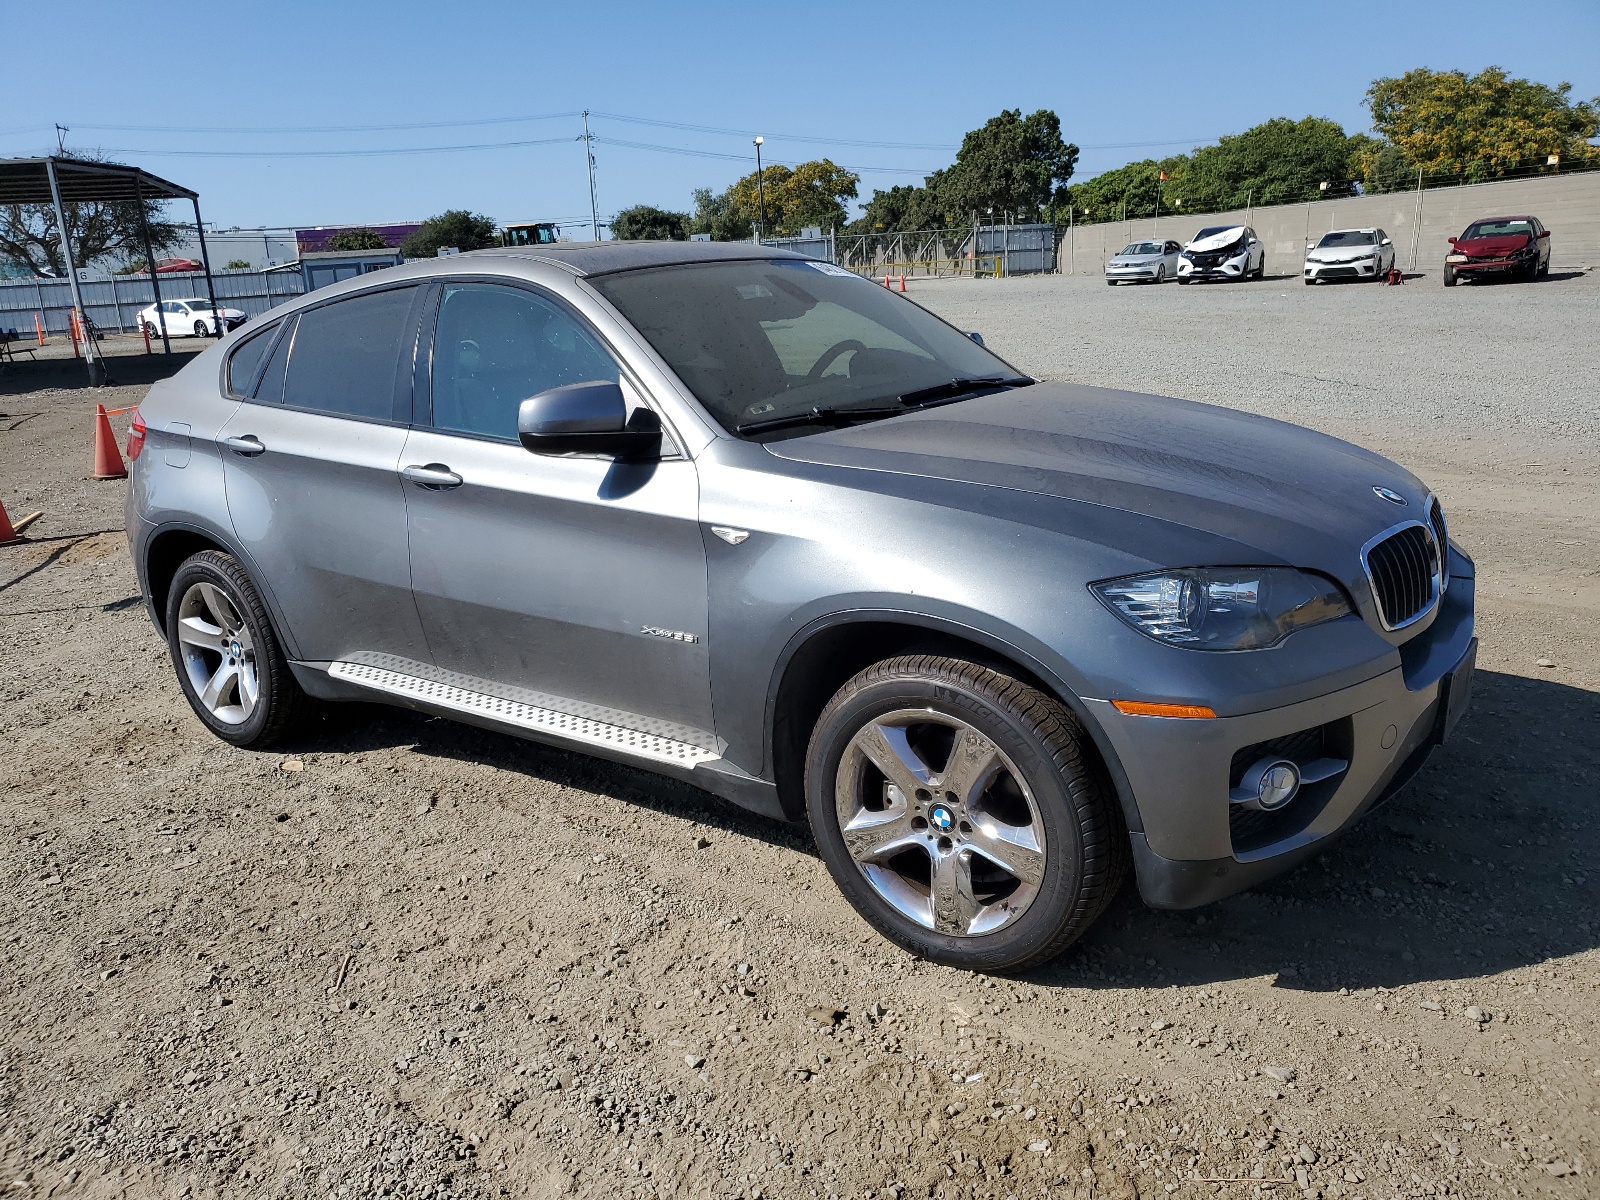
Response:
[252,316,294,405]
[225,323,279,398]
[281,286,418,421]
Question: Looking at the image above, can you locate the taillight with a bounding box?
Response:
[126,409,147,461]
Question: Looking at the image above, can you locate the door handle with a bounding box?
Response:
[222,435,265,457]
[402,463,464,490]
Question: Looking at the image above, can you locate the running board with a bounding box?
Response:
[328,660,719,768]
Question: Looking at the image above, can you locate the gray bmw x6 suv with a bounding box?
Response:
[126,242,1476,971]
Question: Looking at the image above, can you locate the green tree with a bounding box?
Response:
[1367,66,1600,181]
[326,228,388,251]
[1347,134,1418,194]
[0,149,181,276]
[689,159,859,240]
[401,210,498,258]
[848,173,952,234]
[728,159,860,236]
[937,109,1079,222]
[1180,116,1359,208]
[611,205,690,241]
[1061,156,1184,224]
[225,259,252,270]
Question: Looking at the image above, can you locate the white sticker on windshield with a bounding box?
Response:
[805,261,858,278]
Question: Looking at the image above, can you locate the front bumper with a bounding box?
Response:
[1106,265,1161,281]
[1178,258,1249,279]
[1089,547,1476,908]
[1305,259,1380,280]
[1449,257,1529,275]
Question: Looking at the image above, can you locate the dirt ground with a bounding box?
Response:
[1,305,1597,1200]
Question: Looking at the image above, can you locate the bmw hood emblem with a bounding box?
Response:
[1372,486,1407,506]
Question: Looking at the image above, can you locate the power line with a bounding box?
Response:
[67,112,583,135]
[591,136,934,175]
[96,136,577,159]
[590,111,957,151]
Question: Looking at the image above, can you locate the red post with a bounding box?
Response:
[34,313,45,346]
[69,311,81,358]
[142,320,151,354]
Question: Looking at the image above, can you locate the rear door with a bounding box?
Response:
[400,279,715,750]
[216,283,432,666]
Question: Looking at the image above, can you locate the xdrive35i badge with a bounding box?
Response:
[641,626,700,644]
[1372,486,1408,505]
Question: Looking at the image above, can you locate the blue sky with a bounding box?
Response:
[5,0,1597,237]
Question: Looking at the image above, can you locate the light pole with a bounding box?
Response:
[752,136,767,244]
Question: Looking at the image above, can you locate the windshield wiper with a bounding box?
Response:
[737,376,1034,435]
[898,375,1032,406]
[737,404,907,435]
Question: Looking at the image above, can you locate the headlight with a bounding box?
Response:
[1446,253,1467,263]
[1091,568,1352,651]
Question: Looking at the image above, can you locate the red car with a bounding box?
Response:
[1443,215,1550,286]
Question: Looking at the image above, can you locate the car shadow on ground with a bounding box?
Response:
[292,701,811,855]
[284,668,1595,986]
[0,349,202,395]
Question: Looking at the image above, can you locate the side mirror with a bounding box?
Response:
[1539,229,1550,238]
[1381,238,1392,246]
[967,331,985,347]
[517,380,662,459]
[1447,236,1457,245]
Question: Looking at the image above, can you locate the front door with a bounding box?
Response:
[401,280,715,750]
[216,284,432,667]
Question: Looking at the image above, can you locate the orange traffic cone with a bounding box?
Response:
[92,404,128,480]
[0,497,42,546]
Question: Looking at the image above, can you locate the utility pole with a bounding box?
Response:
[753,137,766,244]
[581,111,600,241]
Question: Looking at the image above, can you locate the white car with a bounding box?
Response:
[1176,225,1265,283]
[138,298,247,339]
[1104,239,1182,284]
[1303,228,1395,284]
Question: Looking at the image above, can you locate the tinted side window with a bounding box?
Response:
[282,286,417,421]
[430,283,619,441]
[225,322,279,399]
[253,315,295,404]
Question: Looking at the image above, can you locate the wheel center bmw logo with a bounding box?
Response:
[929,805,954,832]
[1372,486,1407,506]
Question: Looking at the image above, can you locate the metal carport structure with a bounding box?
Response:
[0,156,221,384]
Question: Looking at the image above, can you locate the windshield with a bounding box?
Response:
[1120,242,1163,255]
[1462,219,1532,240]
[1317,231,1376,248]
[183,299,213,310]
[591,258,1023,440]
[1193,226,1239,240]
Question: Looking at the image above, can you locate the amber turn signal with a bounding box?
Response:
[1112,700,1217,719]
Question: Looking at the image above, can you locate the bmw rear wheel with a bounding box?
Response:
[165,549,309,748]
[805,655,1127,972]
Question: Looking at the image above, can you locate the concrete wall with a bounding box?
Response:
[1059,170,1600,277]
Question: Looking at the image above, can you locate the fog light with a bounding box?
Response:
[1231,757,1301,811]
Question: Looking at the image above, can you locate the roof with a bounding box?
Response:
[460,239,805,277]
[0,156,197,205]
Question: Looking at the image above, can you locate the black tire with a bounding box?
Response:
[1443,267,1456,288]
[1254,254,1265,280]
[1177,277,1191,285]
[144,320,159,339]
[1106,277,1116,285]
[193,320,209,337]
[164,549,310,748]
[805,655,1128,972]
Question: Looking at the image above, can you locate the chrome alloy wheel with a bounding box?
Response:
[175,581,260,725]
[834,709,1046,937]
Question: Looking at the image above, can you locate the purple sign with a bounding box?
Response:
[295,223,422,253]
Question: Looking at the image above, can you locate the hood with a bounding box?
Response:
[1454,234,1531,257]
[1109,252,1162,265]
[764,381,1428,580]
[1308,245,1376,262]
[1184,227,1245,254]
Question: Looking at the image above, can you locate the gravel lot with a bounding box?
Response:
[1,273,1596,1200]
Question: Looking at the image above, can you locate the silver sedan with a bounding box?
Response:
[1105,239,1181,284]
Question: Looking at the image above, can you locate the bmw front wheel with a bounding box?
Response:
[805,655,1127,972]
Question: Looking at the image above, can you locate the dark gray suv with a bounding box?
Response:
[126,242,1476,970]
